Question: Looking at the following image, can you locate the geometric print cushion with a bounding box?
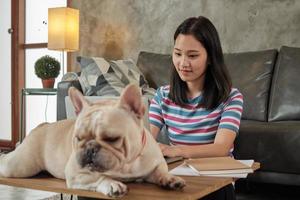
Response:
[77,56,155,98]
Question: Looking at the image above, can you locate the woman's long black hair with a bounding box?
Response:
[169,16,232,109]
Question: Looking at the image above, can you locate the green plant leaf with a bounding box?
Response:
[34,55,61,79]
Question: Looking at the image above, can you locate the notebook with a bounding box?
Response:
[185,156,253,175]
[170,159,254,178]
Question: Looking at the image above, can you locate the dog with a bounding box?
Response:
[0,84,185,197]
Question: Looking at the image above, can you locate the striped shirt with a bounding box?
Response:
[149,85,243,145]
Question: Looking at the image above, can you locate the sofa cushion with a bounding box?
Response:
[136,51,173,89]
[268,46,300,121]
[77,56,155,97]
[57,80,82,121]
[224,49,277,121]
[234,120,300,174]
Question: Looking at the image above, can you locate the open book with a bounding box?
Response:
[170,157,254,178]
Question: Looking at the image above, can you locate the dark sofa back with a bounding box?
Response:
[137,50,277,122]
[268,46,300,121]
[224,49,277,121]
[137,51,173,89]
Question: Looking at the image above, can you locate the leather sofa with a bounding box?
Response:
[57,46,300,193]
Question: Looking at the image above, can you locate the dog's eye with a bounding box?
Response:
[103,136,120,143]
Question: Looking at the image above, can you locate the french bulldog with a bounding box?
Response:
[0,84,185,197]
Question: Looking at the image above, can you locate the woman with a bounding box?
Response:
[149,16,243,200]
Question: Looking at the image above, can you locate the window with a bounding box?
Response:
[0,0,71,150]
[24,0,67,135]
[0,0,12,141]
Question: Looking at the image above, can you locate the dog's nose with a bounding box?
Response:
[79,141,101,166]
[86,141,101,158]
[86,146,99,159]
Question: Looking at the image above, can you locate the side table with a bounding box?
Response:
[20,88,57,143]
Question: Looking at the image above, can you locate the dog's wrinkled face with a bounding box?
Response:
[68,84,146,173]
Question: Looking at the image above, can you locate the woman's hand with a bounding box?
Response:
[158,143,169,152]
[159,143,181,157]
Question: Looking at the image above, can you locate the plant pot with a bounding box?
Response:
[41,78,55,88]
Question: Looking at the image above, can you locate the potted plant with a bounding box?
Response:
[34,55,60,88]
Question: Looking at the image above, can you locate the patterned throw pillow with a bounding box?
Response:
[77,56,155,99]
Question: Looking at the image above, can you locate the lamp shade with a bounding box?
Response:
[48,7,79,52]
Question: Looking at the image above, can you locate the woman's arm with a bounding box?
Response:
[160,128,236,158]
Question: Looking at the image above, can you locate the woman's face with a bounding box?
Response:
[172,34,208,87]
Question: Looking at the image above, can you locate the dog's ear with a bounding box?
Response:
[68,87,91,115]
[118,84,145,119]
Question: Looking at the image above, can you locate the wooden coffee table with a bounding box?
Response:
[0,162,260,200]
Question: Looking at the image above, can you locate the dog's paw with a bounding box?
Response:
[96,179,128,198]
[159,175,186,190]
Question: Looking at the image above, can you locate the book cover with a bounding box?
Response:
[165,156,183,164]
[185,156,254,175]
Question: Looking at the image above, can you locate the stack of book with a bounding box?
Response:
[170,156,254,178]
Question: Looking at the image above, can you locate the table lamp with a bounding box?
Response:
[48,7,79,76]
